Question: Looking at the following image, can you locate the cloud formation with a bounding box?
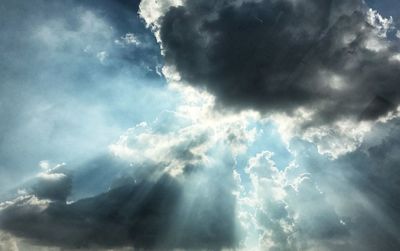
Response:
[32,164,72,202]
[232,116,400,250]
[2,0,400,250]
[0,158,239,250]
[284,119,400,250]
[238,151,348,250]
[0,89,255,250]
[141,0,400,125]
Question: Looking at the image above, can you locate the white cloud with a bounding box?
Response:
[37,172,66,181]
[110,80,257,176]
[366,9,393,38]
[390,53,400,62]
[271,105,400,159]
[238,152,347,250]
[0,195,50,211]
[363,9,393,52]
[96,51,108,63]
[115,33,141,46]
[39,160,50,170]
[269,108,373,158]
[139,0,184,30]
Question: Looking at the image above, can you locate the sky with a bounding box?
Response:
[0,0,400,250]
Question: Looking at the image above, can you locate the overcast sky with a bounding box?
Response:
[1,0,400,250]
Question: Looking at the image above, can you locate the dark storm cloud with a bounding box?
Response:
[359,95,395,120]
[0,171,239,250]
[158,0,400,123]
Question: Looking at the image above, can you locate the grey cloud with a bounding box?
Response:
[0,118,243,250]
[0,169,239,250]
[32,167,72,202]
[0,175,181,249]
[69,154,137,200]
[359,95,395,120]
[157,0,400,124]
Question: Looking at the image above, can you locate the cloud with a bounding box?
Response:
[32,164,72,202]
[284,118,400,250]
[115,33,142,46]
[233,117,400,250]
[140,0,400,126]
[0,168,239,250]
[239,151,348,250]
[2,1,400,250]
[0,0,170,192]
[109,83,258,176]
[2,81,400,251]
[0,231,19,251]
[0,84,258,249]
[270,112,375,158]
[365,0,400,25]
[0,175,181,249]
